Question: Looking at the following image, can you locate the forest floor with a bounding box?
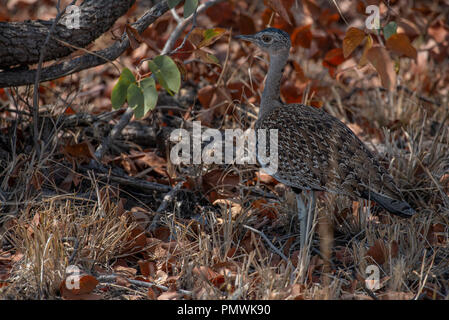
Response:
[1,0,448,300]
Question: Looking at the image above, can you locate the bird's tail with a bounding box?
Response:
[364,191,416,218]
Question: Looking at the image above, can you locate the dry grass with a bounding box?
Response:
[1,30,449,301]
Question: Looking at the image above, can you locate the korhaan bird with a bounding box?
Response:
[236,28,415,247]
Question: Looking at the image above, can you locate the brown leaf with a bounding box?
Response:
[427,223,446,245]
[193,266,225,287]
[125,24,143,49]
[386,33,417,60]
[202,169,240,200]
[205,1,234,24]
[130,150,167,176]
[60,274,99,298]
[195,49,221,66]
[292,24,312,49]
[252,199,278,220]
[122,227,147,253]
[366,46,396,91]
[65,106,76,115]
[343,27,366,58]
[198,28,227,48]
[197,85,216,109]
[153,226,171,241]
[322,48,345,77]
[147,287,157,299]
[64,141,96,162]
[170,38,194,61]
[292,61,308,83]
[359,34,373,66]
[335,246,354,265]
[379,292,415,300]
[264,0,292,25]
[157,290,182,300]
[302,0,321,19]
[114,265,137,278]
[428,20,449,43]
[238,13,256,35]
[227,82,255,100]
[26,212,40,237]
[366,239,387,264]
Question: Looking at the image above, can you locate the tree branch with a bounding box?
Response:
[0,0,169,88]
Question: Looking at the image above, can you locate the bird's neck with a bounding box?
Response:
[260,50,289,120]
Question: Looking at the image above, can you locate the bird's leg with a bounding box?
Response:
[296,192,307,249]
[296,190,317,250]
[305,191,316,245]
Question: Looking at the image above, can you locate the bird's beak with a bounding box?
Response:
[235,34,256,42]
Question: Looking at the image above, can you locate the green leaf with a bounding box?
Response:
[383,21,397,40]
[136,77,158,119]
[127,83,144,112]
[148,55,181,95]
[183,0,198,18]
[168,0,183,8]
[198,28,227,48]
[111,68,136,109]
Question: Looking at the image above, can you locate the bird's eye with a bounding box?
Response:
[261,35,272,43]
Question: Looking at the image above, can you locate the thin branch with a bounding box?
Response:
[97,274,193,296]
[161,0,226,55]
[33,0,76,158]
[149,181,184,231]
[93,108,135,160]
[243,224,289,262]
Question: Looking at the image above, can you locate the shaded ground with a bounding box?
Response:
[0,0,448,299]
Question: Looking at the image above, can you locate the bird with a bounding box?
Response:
[236,28,415,248]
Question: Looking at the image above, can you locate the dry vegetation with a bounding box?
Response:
[0,0,449,300]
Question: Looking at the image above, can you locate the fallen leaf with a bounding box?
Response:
[157,290,182,300]
[386,33,417,60]
[60,274,99,297]
[343,27,366,58]
[322,48,345,77]
[125,24,143,49]
[292,24,312,49]
[359,34,373,66]
[64,141,96,162]
[264,0,292,25]
[366,46,396,91]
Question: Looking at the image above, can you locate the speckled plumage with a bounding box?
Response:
[256,104,414,216]
[238,28,415,217]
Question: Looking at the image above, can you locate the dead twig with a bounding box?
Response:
[243,224,289,262]
[161,0,226,55]
[149,181,184,231]
[32,0,77,158]
[97,274,192,296]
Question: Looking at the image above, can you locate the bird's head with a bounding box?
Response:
[235,28,291,56]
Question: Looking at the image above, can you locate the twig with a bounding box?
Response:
[416,158,449,209]
[161,0,226,55]
[93,108,135,161]
[61,236,79,265]
[149,181,184,231]
[242,224,289,262]
[96,172,171,193]
[331,85,441,107]
[79,162,171,193]
[363,286,379,300]
[97,274,192,296]
[32,0,76,158]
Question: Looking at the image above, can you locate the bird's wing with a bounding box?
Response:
[257,103,406,202]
